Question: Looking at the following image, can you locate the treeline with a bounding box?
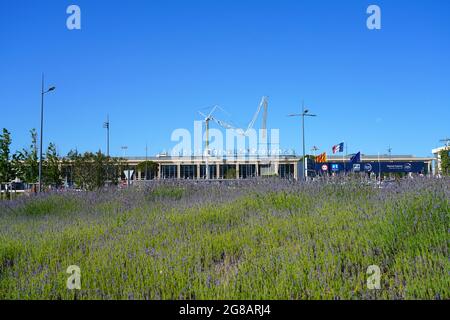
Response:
[441,148,450,175]
[0,128,131,191]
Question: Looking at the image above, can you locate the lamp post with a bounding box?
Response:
[103,115,110,158]
[103,115,110,185]
[288,101,317,181]
[38,74,56,193]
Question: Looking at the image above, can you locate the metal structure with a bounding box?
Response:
[440,138,450,147]
[198,106,219,179]
[38,74,56,193]
[103,115,110,157]
[103,115,110,184]
[198,97,269,178]
[201,96,269,137]
[246,96,269,138]
[288,101,317,181]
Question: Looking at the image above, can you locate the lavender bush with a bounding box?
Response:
[0,177,449,300]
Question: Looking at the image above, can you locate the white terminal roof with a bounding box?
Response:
[432,146,450,154]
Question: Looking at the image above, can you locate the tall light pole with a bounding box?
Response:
[288,101,317,181]
[38,74,56,192]
[103,115,110,158]
[103,115,111,185]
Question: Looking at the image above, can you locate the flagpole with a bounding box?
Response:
[378,152,381,186]
[343,141,345,175]
[345,142,348,174]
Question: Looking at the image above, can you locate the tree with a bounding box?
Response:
[93,150,107,188]
[43,143,62,188]
[64,150,123,190]
[11,153,24,182]
[110,156,125,185]
[0,128,13,183]
[66,150,93,190]
[62,149,78,188]
[225,168,237,179]
[136,161,158,180]
[440,148,450,176]
[13,129,39,184]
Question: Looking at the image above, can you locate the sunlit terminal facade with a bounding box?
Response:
[117,154,434,181]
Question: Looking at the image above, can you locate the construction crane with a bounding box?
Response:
[201,96,269,137]
[199,106,219,179]
[246,96,269,139]
[198,97,270,177]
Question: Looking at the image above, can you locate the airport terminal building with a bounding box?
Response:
[121,154,434,181]
[432,146,450,175]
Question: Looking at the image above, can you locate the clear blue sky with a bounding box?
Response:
[1,0,449,157]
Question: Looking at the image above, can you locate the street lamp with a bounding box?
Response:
[103,116,111,185]
[38,74,56,192]
[288,101,317,181]
[103,115,110,158]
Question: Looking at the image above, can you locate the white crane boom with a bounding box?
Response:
[245,96,268,134]
[198,96,269,137]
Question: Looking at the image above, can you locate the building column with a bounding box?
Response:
[236,163,240,179]
[197,164,201,179]
[177,163,181,179]
[216,164,220,179]
[293,162,298,180]
[255,162,259,177]
[157,165,161,180]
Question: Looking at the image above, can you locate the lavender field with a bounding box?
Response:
[0,178,449,300]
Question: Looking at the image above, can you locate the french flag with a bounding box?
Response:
[332,142,344,154]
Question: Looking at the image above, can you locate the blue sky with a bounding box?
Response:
[1,0,449,157]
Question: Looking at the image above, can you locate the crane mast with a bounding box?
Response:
[245,96,268,138]
[198,97,270,177]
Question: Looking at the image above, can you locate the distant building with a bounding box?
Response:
[432,146,450,175]
[103,153,434,182]
[312,154,432,178]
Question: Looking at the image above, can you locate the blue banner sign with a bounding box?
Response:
[315,162,426,174]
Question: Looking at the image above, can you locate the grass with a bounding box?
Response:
[0,178,448,300]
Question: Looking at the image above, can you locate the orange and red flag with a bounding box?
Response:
[315,152,327,163]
